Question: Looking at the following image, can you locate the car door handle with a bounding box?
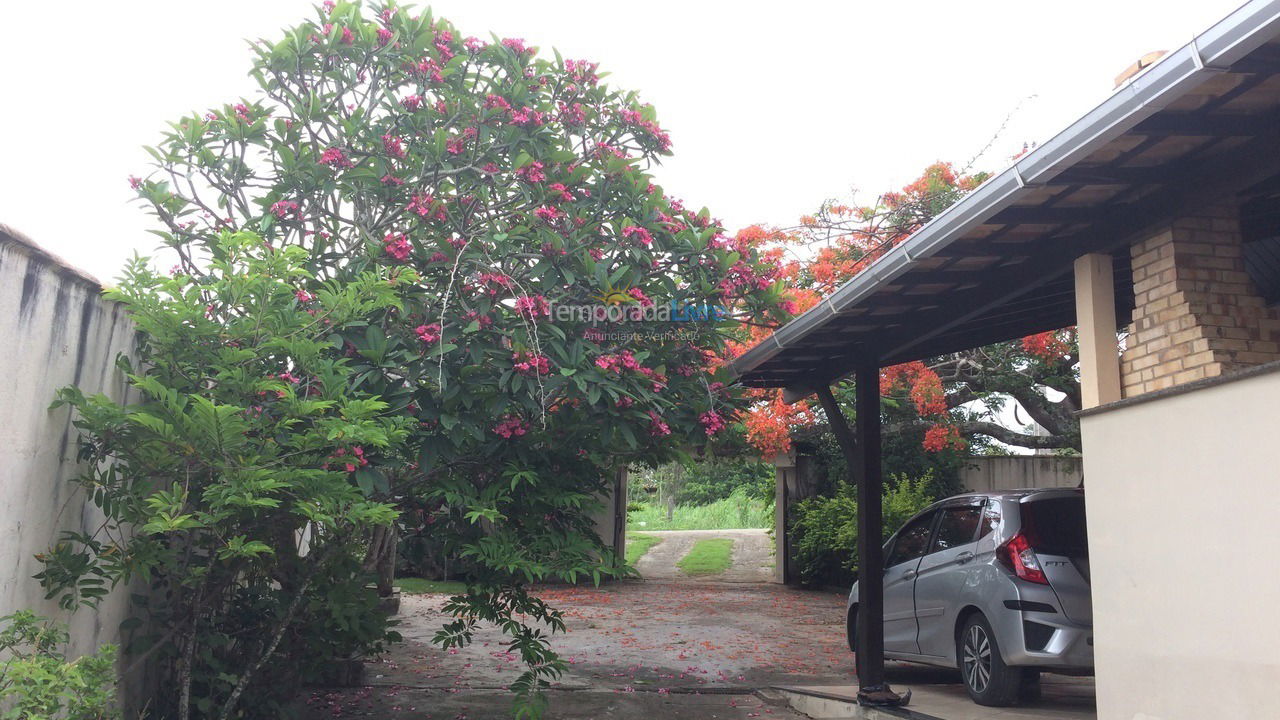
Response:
[955,551,975,564]
[902,569,917,580]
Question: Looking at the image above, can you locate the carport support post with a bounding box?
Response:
[1074,252,1121,408]
[853,365,886,695]
[815,368,893,701]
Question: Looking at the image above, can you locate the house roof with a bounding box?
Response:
[733,0,1280,392]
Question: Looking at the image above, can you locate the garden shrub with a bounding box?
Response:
[0,611,118,720]
[788,473,933,587]
[41,235,409,719]
[626,486,772,531]
[675,458,774,505]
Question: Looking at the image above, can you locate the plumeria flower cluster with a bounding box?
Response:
[270,200,299,218]
[493,414,528,439]
[648,411,672,437]
[511,351,551,376]
[414,323,442,344]
[594,351,642,374]
[325,445,368,473]
[383,232,413,262]
[698,410,727,436]
[514,295,550,319]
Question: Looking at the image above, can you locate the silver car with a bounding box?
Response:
[846,488,1092,706]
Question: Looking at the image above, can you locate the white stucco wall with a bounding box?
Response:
[589,469,628,562]
[1080,364,1280,720]
[0,225,137,660]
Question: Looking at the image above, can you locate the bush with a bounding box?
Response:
[676,458,774,505]
[788,474,933,587]
[0,611,118,719]
[40,235,407,718]
[803,423,965,501]
[627,487,772,530]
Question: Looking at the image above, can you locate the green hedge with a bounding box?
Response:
[788,474,934,587]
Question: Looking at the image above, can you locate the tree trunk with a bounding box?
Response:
[664,464,684,522]
[216,575,314,720]
[376,523,397,597]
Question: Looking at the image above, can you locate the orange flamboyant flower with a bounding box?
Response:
[880,361,946,416]
[734,162,1000,457]
[1022,328,1075,361]
[742,393,816,457]
[922,424,966,453]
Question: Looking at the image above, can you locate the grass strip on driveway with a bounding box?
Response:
[626,532,662,566]
[394,578,467,595]
[676,538,734,576]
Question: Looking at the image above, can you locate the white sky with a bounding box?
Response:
[0,0,1244,283]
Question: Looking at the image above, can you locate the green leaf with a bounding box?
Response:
[364,324,388,362]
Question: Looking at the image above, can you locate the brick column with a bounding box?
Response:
[1121,204,1280,396]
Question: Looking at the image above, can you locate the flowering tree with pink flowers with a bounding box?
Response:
[103,1,788,716]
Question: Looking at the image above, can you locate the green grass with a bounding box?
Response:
[625,532,662,565]
[676,538,734,576]
[394,577,467,595]
[627,492,772,531]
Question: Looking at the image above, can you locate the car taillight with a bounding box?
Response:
[997,532,1048,585]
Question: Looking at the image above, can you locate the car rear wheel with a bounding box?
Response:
[958,613,1021,706]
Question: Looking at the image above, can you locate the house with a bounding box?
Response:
[732,1,1280,717]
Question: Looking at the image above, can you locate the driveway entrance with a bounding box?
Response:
[302,579,848,719]
[631,529,774,582]
[301,528,1095,719]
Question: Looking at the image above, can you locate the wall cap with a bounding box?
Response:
[1078,357,1280,418]
[1,223,106,289]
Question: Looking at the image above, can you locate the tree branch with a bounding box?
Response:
[957,420,1072,450]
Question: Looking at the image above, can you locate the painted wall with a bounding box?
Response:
[0,226,137,663]
[772,453,821,585]
[1080,364,1280,720]
[959,455,1083,493]
[589,469,628,562]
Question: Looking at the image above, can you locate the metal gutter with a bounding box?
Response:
[731,0,1280,383]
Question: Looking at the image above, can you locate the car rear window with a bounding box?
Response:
[1022,496,1088,557]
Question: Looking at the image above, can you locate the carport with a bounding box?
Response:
[732,0,1280,715]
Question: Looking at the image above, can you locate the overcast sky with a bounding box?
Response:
[0,0,1244,282]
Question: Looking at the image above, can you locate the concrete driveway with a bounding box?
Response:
[301,527,1095,719]
[632,529,774,582]
[300,579,849,719]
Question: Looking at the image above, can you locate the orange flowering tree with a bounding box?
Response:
[734,163,1082,465]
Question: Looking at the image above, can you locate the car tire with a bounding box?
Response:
[846,606,861,678]
[1018,669,1042,703]
[958,613,1022,706]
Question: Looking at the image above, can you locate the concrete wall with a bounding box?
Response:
[772,455,795,584]
[772,452,821,584]
[590,468,628,562]
[958,455,1083,493]
[0,226,137,661]
[1080,362,1280,720]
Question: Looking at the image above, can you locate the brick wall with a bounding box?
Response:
[1121,204,1280,396]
